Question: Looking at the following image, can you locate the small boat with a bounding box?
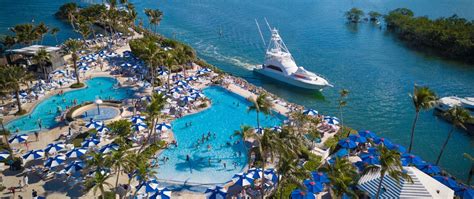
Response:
[254,26,332,90]
[435,96,474,134]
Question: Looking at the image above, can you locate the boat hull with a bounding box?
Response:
[254,68,328,90]
[434,108,474,135]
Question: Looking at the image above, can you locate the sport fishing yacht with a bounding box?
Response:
[254,27,332,90]
[435,96,474,134]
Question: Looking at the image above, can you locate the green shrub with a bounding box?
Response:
[198,103,208,109]
[70,82,85,88]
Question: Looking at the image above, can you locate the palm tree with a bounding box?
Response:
[408,85,436,153]
[338,89,349,136]
[363,145,412,198]
[463,153,474,185]
[76,17,92,43]
[141,93,166,151]
[50,27,60,44]
[0,118,10,149]
[109,148,129,196]
[144,9,163,33]
[322,157,359,198]
[248,93,273,129]
[63,39,83,85]
[0,35,17,52]
[435,106,471,164]
[34,22,49,44]
[10,23,38,46]
[32,47,51,81]
[86,172,112,199]
[275,156,308,198]
[0,65,34,114]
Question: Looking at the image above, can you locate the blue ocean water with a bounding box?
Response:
[1,0,473,181]
[156,86,283,184]
[5,77,134,133]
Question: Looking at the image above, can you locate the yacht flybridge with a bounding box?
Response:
[254,25,332,90]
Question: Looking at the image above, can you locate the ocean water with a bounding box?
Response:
[156,86,283,185]
[1,0,473,181]
[5,77,134,133]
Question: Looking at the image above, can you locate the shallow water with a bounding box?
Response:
[1,0,473,181]
[155,86,283,185]
[6,77,134,133]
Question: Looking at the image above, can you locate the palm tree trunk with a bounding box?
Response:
[115,165,121,195]
[100,187,105,199]
[408,111,419,153]
[375,173,385,199]
[467,164,473,185]
[260,151,266,198]
[15,90,23,113]
[73,57,80,85]
[435,126,454,165]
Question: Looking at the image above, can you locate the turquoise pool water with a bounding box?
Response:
[156,86,284,185]
[6,77,134,133]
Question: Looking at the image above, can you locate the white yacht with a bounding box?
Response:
[435,96,474,112]
[435,96,474,134]
[254,28,332,90]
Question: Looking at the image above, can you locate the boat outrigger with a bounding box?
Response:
[254,20,332,90]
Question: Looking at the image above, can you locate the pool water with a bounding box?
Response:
[78,107,120,121]
[6,77,134,133]
[155,86,284,185]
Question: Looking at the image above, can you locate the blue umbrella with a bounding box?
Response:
[130,115,146,124]
[335,148,349,158]
[100,143,119,154]
[66,148,87,158]
[254,127,264,134]
[180,96,194,103]
[271,126,282,132]
[401,153,424,165]
[247,167,263,179]
[22,150,45,161]
[264,168,278,183]
[361,154,380,165]
[367,147,379,155]
[173,74,184,79]
[374,137,393,147]
[8,134,29,144]
[232,173,253,186]
[64,160,85,173]
[175,80,188,86]
[311,171,330,183]
[186,76,198,81]
[136,179,160,193]
[171,86,184,93]
[303,180,324,193]
[95,123,109,133]
[324,116,339,125]
[149,187,172,199]
[158,70,168,76]
[455,187,474,199]
[44,155,66,168]
[338,138,357,149]
[0,150,10,161]
[205,185,227,199]
[155,122,172,131]
[358,130,377,139]
[86,118,102,129]
[419,164,441,175]
[291,189,316,199]
[387,144,407,153]
[132,122,148,131]
[302,109,318,116]
[45,142,66,154]
[191,92,205,99]
[81,138,100,148]
[349,134,367,143]
[434,176,459,190]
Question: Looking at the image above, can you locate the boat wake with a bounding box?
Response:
[194,40,257,70]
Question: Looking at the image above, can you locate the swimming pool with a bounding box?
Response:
[155,86,284,186]
[6,77,135,133]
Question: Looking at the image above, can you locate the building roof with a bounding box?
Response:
[358,166,454,199]
[8,45,61,55]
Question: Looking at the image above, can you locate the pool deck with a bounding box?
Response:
[0,34,331,199]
